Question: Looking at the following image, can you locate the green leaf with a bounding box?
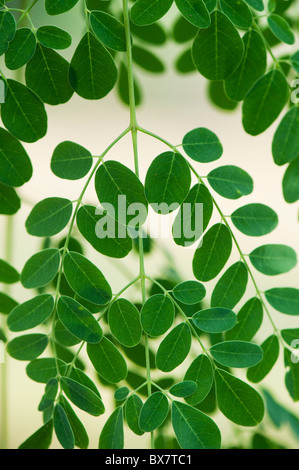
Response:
[156,323,192,372]
[140,294,175,337]
[249,244,297,275]
[284,349,299,401]
[26,358,68,383]
[60,396,89,449]
[26,198,73,237]
[173,15,198,43]
[272,107,299,166]
[225,30,267,102]
[172,183,213,247]
[25,43,73,105]
[132,45,165,73]
[38,378,59,412]
[8,294,54,332]
[125,395,144,436]
[70,368,101,398]
[225,297,263,341]
[184,355,214,405]
[281,328,299,346]
[90,11,126,52]
[60,377,105,416]
[170,380,198,397]
[139,392,169,432]
[175,0,210,28]
[45,0,79,15]
[283,156,299,204]
[0,259,19,284]
[0,128,33,187]
[231,203,278,237]
[0,11,16,55]
[242,70,289,136]
[1,79,47,143]
[211,341,263,368]
[21,249,61,289]
[131,0,173,26]
[247,335,279,383]
[207,166,253,200]
[37,26,72,50]
[99,407,124,449]
[145,152,191,214]
[267,14,295,45]
[0,293,18,315]
[265,287,299,315]
[108,299,142,347]
[173,281,206,305]
[63,251,112,305]
[19,420,53,449]
[220,0,253,28]
[193,308,237,333]
[182,127,223,163]
[69,32,117,100]
[175,48,196,74]
[58,296,103,343]
[95,161,148,226]
[55,320,81,347]
[208,80,238,110]
[87,337,128,383]
[54,404,75,449]
[244,0,264,10]
[114,387,130,401]
[172,401,221,449]
[76,205,133,258]
[130,21,167,45]
[117,61,142,107]
[5,28,36,70]
[211,262,248,309]
[192,10,244,80]
[215,368,264,426]
[193,223,232,281]
[0,182,20,215]
[7,333,48,361]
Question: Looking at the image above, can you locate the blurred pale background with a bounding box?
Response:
[0,0,298,449]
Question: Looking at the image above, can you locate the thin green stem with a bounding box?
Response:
[17,0,38,25]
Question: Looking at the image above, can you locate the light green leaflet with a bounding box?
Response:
[267,14,295,45]
[139,392,169,432]
[210,341,263,368]
[231,203,278,237]
[249,244,297,276]
[265,288,299,315]
[108,299,142,347]
[21,249,61,289]
[99,408,124,449]
[207,165,253,200]
[172,401,221,449]
[156,323,192,372]
[193,308,237,334]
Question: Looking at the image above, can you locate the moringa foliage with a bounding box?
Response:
[0,0,299,450]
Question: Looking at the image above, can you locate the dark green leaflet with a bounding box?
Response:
[265,288,299,315]
[284,349,299,402]
[0,182,20,215]
[267,14,295,45]
[7,295,54,332]
[192,10,244,80]
[156,323,192,372]
[139,392,169,432]
[45,0,79,15]
[117,61,142,107]
[60,396,89,449]
[140,294,175,337]
[219,0,253,29]
[225,29,267,102]
[26,358,68,383]
[193,223,232,281]
[231,203,278,237]
[175,48,196,74]
[173,15,198,43]
[272,107,299,166]
[0,10,16,55]
[208,80,238,110]
[0,293,18,315]
[0,127,33,187]
[108,299,142,347]
[247,335,279,383]
[5,28,36,70]
[175,0,210,29]
[225,297,263,341]
[193,308,237,333]
[51,141,93,180]
[60,377,105,416]
[211,262,248,309]
[21,249,61,289]
[90,11,126,52]
[125,395,144,436]
[283,157,299,203]
[249,244,297,275]
[281,328,299,346]
[130,21,167,45]
[69,32,117,100]
[36,26,72,50]
[172,401,221,449]
[210,341,263,368]
[70,368,102,398]
[99,408,124,449]
[25,43,73,105]
[114,387,130,401]
[132,45,165,73]
[131,0,174,26]
[38,378,58,412]
[7,334,48,361]
[19,420,53,450]
[26,198,73,237]
[184,355,214,405]
[145,152,191,214]
[63,251,112,305]
[173,280,206,305]
[182,127,223,163]
[242,70,289,136]
[169,380,198,398]
[215,369,264,426]
[54,404,75,449]
[1,79,47,143]
[76,205,132,258]
[207,165,253,199]
[87,337,128,383]
[0,259,19,284]
[55,320,81,347]
[244,0,264,10]
[172,183,213,247]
